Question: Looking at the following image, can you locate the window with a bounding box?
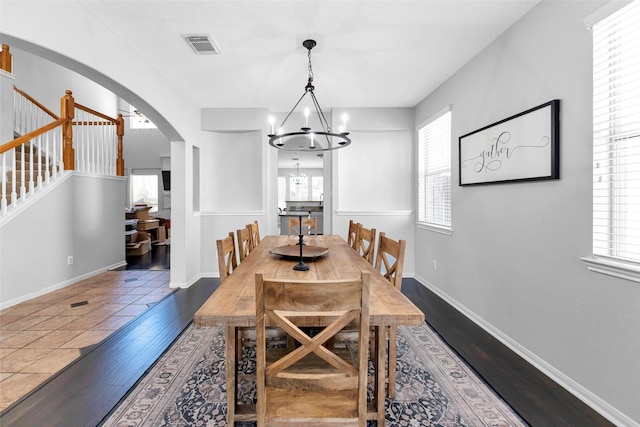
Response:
[311,176,323,201]
[592,1,640,267]
[417,107,452,230]
[131,172,159,212]
[289,175,308,201]
[129,105,157,130]
[278,176,287,210]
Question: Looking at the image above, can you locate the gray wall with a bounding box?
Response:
[0,47,167,307]
[414,2,639,425]
[0,174,125,306]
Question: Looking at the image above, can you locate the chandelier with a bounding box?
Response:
[290,163,306,185]
[268,39,351,151]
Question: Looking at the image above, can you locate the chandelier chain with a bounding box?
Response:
[308,48,314,82]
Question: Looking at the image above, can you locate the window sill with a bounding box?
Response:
[581,256,640,283]
[416,222,453,235]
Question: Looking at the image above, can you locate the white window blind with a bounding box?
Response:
[418,108,451,228]
[592,0,640,264]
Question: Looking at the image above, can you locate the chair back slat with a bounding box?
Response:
[355,225,376,265]
[287,217,317,236]
[249,220,261,249]
[216,232,237,282]
[347,219,359,250]
[374,232,406,289]
[237,226,252,262]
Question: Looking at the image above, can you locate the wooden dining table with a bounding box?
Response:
[194,234,425,425]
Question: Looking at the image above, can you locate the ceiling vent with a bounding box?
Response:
[182,34,221,55]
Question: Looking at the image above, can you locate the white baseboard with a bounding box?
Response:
[0,261,125,310]
[413,274,639,427]
[170,272,215,288]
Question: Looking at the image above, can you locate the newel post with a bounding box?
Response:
[116,113,125,176]
[0,44,12,73]
[61,90,75,170]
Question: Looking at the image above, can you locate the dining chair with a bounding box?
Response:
[355,224,376,265]
[223,229,286,379]
[374,232,406,399]
[216,232,237,283]
[248,220,261,250]
[347,219,360,250]
[237,225,252,262]
[255,271,370,426]
[287,217,317,236]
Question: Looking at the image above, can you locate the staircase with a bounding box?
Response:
[1,44,126,217]
[2,142,61,206]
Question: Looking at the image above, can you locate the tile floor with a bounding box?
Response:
[0,269,172,411]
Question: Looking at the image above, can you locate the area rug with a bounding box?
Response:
[102,323,527,426]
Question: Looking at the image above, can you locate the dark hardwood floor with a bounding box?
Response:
[113,243,171,270]
[0,242,615,426]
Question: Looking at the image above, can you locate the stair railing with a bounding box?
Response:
[1,119,65,213]
[14,85,60,137]
[1,85,125,215]
[73,101,124,176]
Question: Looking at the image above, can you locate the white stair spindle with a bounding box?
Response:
[10,147,17,206]
[1,153,6,213]
[28,133,35,194]
[37,134,43,188]
[45,132,50,184]
[19,143,26,200]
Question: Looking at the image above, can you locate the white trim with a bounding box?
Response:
[581,256,640,283]
[413,275,639,427]
[0,261,125,310]
[416,222,453,235]
[335,210,412,216]
[0,69,16,79]
[169,272,205,289]
[74,171,127,181]
[583,0,633,29]
[199,210,266,216]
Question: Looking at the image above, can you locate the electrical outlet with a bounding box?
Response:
[67,256,74,265]
[432,260,437,270]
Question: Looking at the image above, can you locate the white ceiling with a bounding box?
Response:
[14,1,538,169]
[78,0,539,112]
[75,1,540,168]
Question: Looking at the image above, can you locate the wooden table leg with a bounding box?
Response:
[376,325,386,425]
[226,326,237,426]
[388,325,396,399]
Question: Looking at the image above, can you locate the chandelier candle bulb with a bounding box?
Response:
[341,114,348,132]
[268,116,275,135]
[304,107,310,128]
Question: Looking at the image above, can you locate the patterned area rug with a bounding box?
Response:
[102,323,527,426]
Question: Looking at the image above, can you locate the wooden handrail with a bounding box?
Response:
[75,102,117,123]
[1,44,12,73]
[0,118,66,155]
[14,85,59,120]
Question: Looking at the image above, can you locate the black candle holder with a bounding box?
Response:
[293,213,309,271]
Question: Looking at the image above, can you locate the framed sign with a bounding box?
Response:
[459,100,560,186]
